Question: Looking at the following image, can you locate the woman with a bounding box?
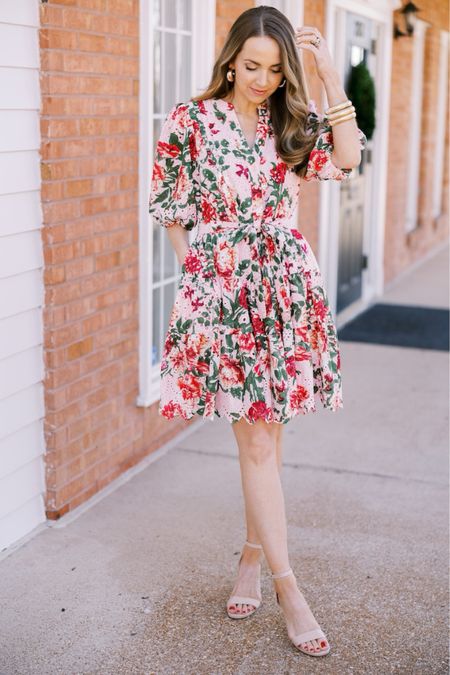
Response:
[149,6,367,659]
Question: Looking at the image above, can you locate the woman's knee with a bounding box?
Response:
[234,420,278,465]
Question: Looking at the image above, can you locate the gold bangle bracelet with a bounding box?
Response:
[327,105,355,121]
[326,99,352,114]
[325,99,352,115]
[329,111,356,126]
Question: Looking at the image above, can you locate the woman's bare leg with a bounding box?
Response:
[245,422,284,543]
[230,418,329,654]
[228,424,284,615]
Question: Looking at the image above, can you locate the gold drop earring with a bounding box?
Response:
[227,68,235,82]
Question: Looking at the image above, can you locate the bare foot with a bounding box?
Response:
[274,573,330,654]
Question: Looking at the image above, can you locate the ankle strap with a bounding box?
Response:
[245,540,263,549]
[271,567,293,579]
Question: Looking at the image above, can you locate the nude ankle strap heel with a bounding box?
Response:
[272,568,294,606]
[226,541,263,619]
[271,567,293,580]
[271,567,331,657]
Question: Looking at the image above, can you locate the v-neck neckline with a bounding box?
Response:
[215,97,269,154]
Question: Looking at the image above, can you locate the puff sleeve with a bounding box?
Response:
[148,102,199,230]
[303,99,367,182]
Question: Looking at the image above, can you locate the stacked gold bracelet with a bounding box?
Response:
[324,99,356,127]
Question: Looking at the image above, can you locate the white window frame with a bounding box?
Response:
[137,0,216,408]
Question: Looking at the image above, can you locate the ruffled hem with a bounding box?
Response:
[158,397,344,425]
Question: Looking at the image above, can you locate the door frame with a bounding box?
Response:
[319,0,401,328]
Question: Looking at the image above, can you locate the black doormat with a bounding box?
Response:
[337,303,449,351]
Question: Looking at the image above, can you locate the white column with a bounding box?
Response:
[432,30,449,221]
[405,18,431,233]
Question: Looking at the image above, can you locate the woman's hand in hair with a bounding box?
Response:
[294,26,336,81]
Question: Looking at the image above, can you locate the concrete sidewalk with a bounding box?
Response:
[1,244,448,674]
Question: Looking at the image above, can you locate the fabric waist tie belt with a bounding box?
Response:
[195,219,298,323]
[196,219,295,238]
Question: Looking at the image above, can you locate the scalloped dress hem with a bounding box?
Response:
[158,398,344,426]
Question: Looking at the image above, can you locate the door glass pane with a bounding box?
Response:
[163,31,177,110]
[153,223,162,283]
[153,30,161,115]
[153,0,161,27]
[152,117,162,159]
[152,287,161,366]
[350,44,364,66]
[163,283,176,337]
[163,233,177,279]
[180,34,191,101]
[178,0,192,30]
[162,0,177,28]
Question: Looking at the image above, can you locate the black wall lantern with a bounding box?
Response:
[393,1,421,39]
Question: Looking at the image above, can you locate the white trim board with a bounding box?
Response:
[432,30,449,221]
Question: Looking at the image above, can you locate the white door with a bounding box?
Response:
[337,11,376,313]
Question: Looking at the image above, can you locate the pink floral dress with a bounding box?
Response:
[149,97,367,425]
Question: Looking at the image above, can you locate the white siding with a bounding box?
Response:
[0,3,46,553]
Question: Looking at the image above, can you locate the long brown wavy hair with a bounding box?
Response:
[191,5,318,177]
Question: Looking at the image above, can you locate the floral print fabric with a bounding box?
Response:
[149,97,367,424]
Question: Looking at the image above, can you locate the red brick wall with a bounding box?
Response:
[39,0,194,519]
[216,0,254,53]
[385,0,449,283]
